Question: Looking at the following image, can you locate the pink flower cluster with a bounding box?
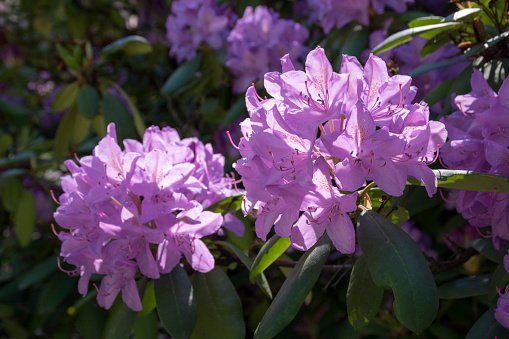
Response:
[233,46,447,253]
[53,123,241,311]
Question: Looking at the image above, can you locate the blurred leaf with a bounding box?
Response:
[407,169,509,193]
[409,59,466,77]
[207,194,243,216]
[222,98,246,126]
[438,274,490,299]
[488,263,509,305]
[357,210,438,333]
[347,254,384,330]
[422,78,455,107]
[373,22,461,54]
[52,82,80,112]
[408,16,443,28]
[72,110,91,145]
[466,308,509,339]
[250,235,291,283]
[92,114,107,138]
[102,93,137,142]
[216,240,272,299]
[442,66,474,114]
[53,104,78,162]
[14,192,35,247]
[105,81,145,138]
[442,8,482,22]
[37,272,76,312]
[191,267,245,339]
[56,44,80,71]
[0,303,14,317]
[254,235,332,339]
[77,85,100,119]
[161,56,202,95]
[77,302,108,339]
[464,31,509,58]
[18,257,57,290]
[154,266,196,339]
[472,238,505,263]
[0,99,29,117]
[421,30,457,57]
[102,36,153,57]
[139,280,156,317]
[340,25,369,58]
[1,177,23,213]
[133,310,158,339]
[0,318,29,339]
[0,134,13,153]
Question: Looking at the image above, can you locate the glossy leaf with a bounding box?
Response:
[347,254,384,330]
[408,16,443,28]
[102,36,152,57]
[372,22,461,54]
[76,85,99,119]
[442,8,482,22]
[464,31,509,57]
[161,56,202,95]
[249,235,291,283]
[438,274,490,299]
[191,267,245,339]
[154,266,196,339]
[466,308,509,339]
[254,235,332,339]
[14,192,35,247]
[52,82,80,112]
[357,210,438,334]
[102,93,138,142]
[407,169,509,193]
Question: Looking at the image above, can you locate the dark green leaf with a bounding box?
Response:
[133,310,158,339]
[102,36,152,57]
[14,192,35,247]
[191,267,245,339]
[421,30,458,57]
[1,177,23,213]
[77,303,108,339]
[422,78,455,107]
[442,66,474,114]
[409,59,466,77]
[0,99,29,116]
[154,266,196,339]
[372,22,461,54]
[347,254,384,330]
[438,274,490,299]
[464,31,509,58]
[407,169,509,193]
[472,238,505,263]
[53,104,78,162]
[206,194,243,216]
[0,303,14,317]
[18,257,57,290]
[56,44,80,71]
[72,111,91,145]
[249,235,291,283]
[340,25,369,58]
[77,85,100,119]
[37,272,76,312]
[52,82,80,112]
[102,93,138,142]
[442,8,482,22]
[222,98,246,126]
[408,16,443,28]
[357,210,438,334]
[0,133,12,153]
[488,263,509,305]
[105,81,145,138]
[254,235,332,339]
[466,308,509,339]
[161,56,202,95]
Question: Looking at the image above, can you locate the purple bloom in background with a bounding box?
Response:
[226,6,309,93]
[53,123,240,311]
[307,0,369,32]
[166,0,233,62]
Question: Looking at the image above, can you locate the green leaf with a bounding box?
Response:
[347,254,384,330]
[105,81,145,138]
[409,59,466,77]
[0,99,29,117]
[139,280,156,317]
[133,310,158,339]
[216,240,272,299]
[222,98,246,126]
[372,22,461,54]
[472,238,505,263]
[72,110,91,145]
[442,8,482,22]
[249,235,291,283]
[1,177,23,213]
[339,25,369,58]
[18,257,57,290]
[379,205,410,226]
[438,274,490,299]
[77,85,100,119]
[52,82,80,112]
[154,266,196,339]
[422,78,455,107]
[14,192,36,247]
[161,56,202,95]
[254,235,332,339]
[191,267,245,339]
[357,210,438,334]
[442,66,474,114]
[206,194,243,216]
[466,308,509,339]
[0,133,13,154]
[407,169,509,193]
[102,93,138,142]
[408,16,443,28]
[101,36,153,57]
[77,303,108,339]
[37,272,76,312]
[488,263,509,305]
[53,104,78,162]
[421,30,457,57]
[56,44,80,71]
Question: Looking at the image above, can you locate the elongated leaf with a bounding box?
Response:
[77,85,99,119]
[222,98,246,127]
[37,272,76,312]
[191,267,245,339]
[52,82,80,112]
[472,238,505,263]
[216,240,272,299]
[347,254,384,330]
[442,8,482,22]
[409,59,466,77]
[56,44,80,71]
[102,93,137,142]
[53,104,78,162]
[105,81,145,138]
[1,177,23,213]
[421,30,457,57]
[408,16,443,28]
[488,263,509,305]
[133,310,158,339]
[372,22,461,54]
[249,235,291,283]
[77,303,108,339]
[139,280,156,317]
[357,210,438,334]
[407,169,509,193]
[422,78,455,107]
[161,56,202,95]
[154,266,196,339]
[438,274,490,299]
[254,235,332,339]
[72,111,91,145]
[18,257,57,290]
[442,66,474,114]
[14,192,35,247]
[102,36,152,57]
[464,31,509,58]
[466,308,509,339]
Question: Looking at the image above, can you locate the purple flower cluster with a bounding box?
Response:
[440,69,509,250]
[226,6,309,93]
[165,0,233,62]
[53,123,240,311]
[233,47,446,253]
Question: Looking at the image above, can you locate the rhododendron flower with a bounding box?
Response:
[53,123,240,311]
